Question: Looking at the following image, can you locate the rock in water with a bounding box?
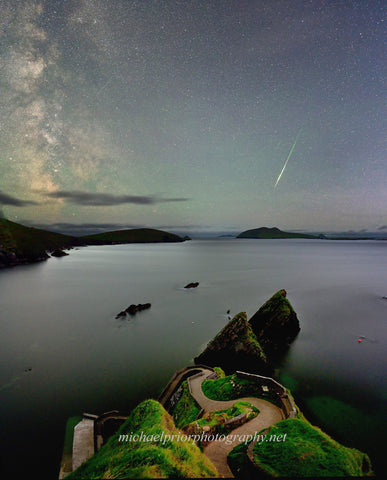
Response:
[184,282,199,289]
[125,303,151,315]
[249,289,300,357]
[194,312,268,374]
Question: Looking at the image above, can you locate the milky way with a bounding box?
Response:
[0,1,385,234]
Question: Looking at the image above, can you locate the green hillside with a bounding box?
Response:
[80,228,184,244]
[67,399,218,479]
[237,227,320,239]
[251,417,373,477]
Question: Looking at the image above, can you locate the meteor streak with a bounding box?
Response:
[274,129,302,188]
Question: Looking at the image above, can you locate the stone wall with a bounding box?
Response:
[235,371,297,418]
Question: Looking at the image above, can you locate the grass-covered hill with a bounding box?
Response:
[251,417,373,477]
[80,227,184,245]
[66,399,218,479]
[0,218,79,267]
[237,227,320,239]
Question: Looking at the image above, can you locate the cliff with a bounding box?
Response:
[195,312,268,374]
[237,227,320,239]
[0,218,79,267]
[66,399,217,479]
[0,219,186,268]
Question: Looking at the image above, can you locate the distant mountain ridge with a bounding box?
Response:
[237,227,321,239]
[0,218,185,268]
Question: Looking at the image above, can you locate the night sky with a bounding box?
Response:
[0,1,385,236]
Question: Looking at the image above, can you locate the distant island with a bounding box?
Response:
[237,227,323,239]
[0,218,186,268]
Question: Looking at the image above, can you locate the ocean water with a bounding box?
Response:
[0,239,386,477]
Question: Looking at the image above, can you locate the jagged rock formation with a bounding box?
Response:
[195,312,268,374]
[249,289,300,358]
[195,290,300,374]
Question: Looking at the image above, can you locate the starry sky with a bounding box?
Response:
[0,0,385,236]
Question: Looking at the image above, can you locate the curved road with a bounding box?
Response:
[188,369,284,478]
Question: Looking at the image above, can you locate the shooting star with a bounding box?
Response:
[274,129,302,188]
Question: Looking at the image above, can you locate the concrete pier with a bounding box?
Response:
[72,418,95,471]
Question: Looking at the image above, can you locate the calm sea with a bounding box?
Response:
[0,239,386,477]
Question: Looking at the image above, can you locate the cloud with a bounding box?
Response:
[0,190,39,207]
[44,190,190,206]
[378,225,387,231]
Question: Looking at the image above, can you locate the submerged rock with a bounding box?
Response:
[194,312,268,374]
[249,289,300,358]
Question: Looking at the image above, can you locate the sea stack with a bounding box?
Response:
[195,290,300,374]
[194,312,268,374]
[249,289,300,358]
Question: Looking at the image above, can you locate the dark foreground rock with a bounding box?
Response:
[249,289,300,358]
[194,312,268,374]
[51,249,69,257]
[184,282,199,289]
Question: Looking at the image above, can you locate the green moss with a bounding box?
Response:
[183,401,259,447]
[258,290,292,319]
[202,373,281,406]
[171,380,201,428]
[252,418,373,477]
[67,399,218,479]
[213,367,226,379]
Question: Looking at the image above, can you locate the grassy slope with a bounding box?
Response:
[237,227,319,239]
[184,401,259,439]
[67,399,218,479]
[252,417,373,477]
[80,228,183,244]
[202,371,280,407]
[171,380,201,429]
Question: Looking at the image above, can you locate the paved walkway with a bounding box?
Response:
[188,369,284,478]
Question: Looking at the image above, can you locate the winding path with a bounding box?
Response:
[187,369,284,478]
